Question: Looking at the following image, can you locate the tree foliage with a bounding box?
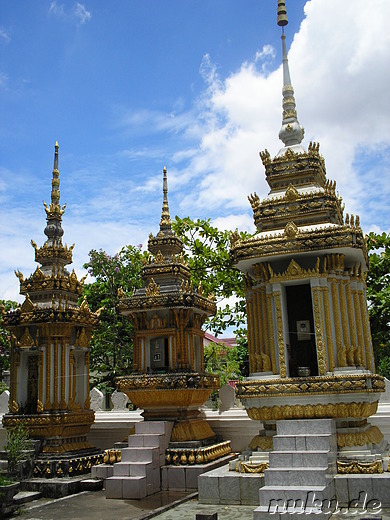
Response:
[82,246,147,391]
[366,232,390,378]
[172,216,251,335]
[0,300,18,383]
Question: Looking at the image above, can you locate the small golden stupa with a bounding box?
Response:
[117,167,221,445]
[2,143,101,477]
[231,1,386,468]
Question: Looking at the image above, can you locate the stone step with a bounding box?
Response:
[264,467,329,487]
[269,450,329,468]
[120,446,159,464]
[113,461,153,478]
[91,463,113,479]
[13,490,42,506]
[273,434,333,452]
[277,419,335,436]
[106,475,147,499]
[128,433,163,449]
[0,460,8,471]
[259,485,328,505]
[135,421,171,436]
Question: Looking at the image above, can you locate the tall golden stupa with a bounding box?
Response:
[231,0,386,468]
[2,143,101,477]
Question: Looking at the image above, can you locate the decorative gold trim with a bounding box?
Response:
[165,441,231,465]
[237,374,384,399]
[238,462,269,474]
[337,459,383,474]
[337,425,384,448]
[312,286,326,375]
[249,435,273,451]
[246,401,378,421]
[145,278,160,297]
[274,291,286,377]
[266,292,277,374]
[322,285,335,371]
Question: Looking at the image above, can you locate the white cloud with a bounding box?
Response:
[0,27,10,43]
[75,3,91,25]
[49,1,65,17]
[49,1,91,25]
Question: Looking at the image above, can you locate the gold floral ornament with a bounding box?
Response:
[284,221,298,238]
[19,327,35,348]
[145,278,160,297]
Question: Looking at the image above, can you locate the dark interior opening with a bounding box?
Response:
[150,337,169,372]
[286,284,318,377]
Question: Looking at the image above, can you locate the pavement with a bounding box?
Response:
[10,489,390,520]
[10,490,255,520]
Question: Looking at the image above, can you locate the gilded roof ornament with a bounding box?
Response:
[284,221,298,238]
[145,278,161,297]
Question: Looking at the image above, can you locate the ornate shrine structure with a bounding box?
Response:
[117,167,224,446]
[231,1,386,470]
[2,143,101,477]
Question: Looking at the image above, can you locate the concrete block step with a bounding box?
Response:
[13,491,42,506]
[128,433,163,449]
[273,435,332,452]
[135,421,172,435]
[113,461,153,478]
[106,475,147,499]
[265,467,329,487]
[91,463,113,479]
[269,450,329,468]
[277,419,335,436]
[120,446,159,463]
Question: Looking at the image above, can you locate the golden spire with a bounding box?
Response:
[159,166,172,232]
[277,0,304,148]
[43,142,66,242]
[43,141,66,219]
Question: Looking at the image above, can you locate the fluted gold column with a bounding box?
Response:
[322,285,335,371]
[330,277,346,367]
[37,350,44,412]
[339,279,352,365]
[60,340,66,409]
[266,290,277,374]
[312,286,327,375]
[345,280,358,365]
[45,342,52,410]
[274,291,286,378]
[352,288,365,367]
[9,347,20,413]
[200,335,204,372]
[246,291,256,374]
[189,334,194,370]
[84,351,90,409]
[254,289,262,370]
[69,350,75,405]
[53,339,59,409]
[260,286,270,358]
[359,289,374,372]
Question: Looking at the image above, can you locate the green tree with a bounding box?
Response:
[172,216,251,335]
[366,231,390,378]
[204,341,241,387]
[0,300,18,384]
[82,245,147,391]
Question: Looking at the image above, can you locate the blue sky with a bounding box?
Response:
[0,0,389,304]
